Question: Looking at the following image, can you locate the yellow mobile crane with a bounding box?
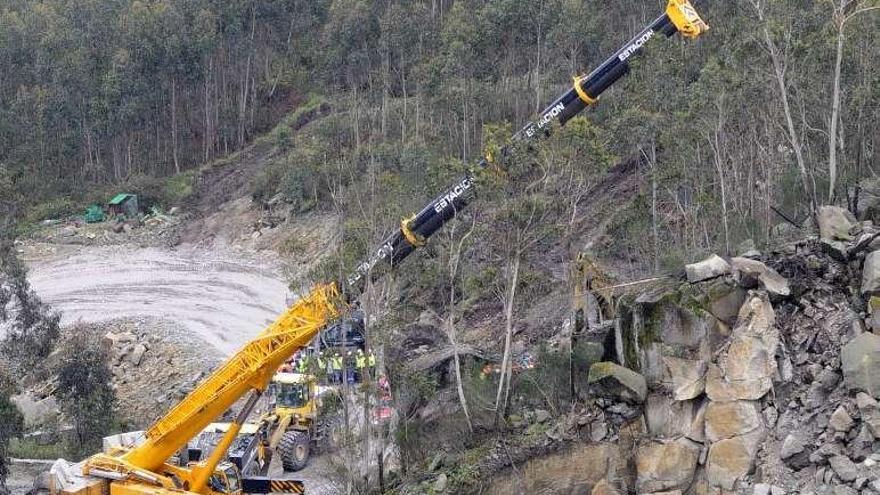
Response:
[33,3,707,494]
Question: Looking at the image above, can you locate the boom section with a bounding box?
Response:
[115,284,341,473]
[345,0,707,293]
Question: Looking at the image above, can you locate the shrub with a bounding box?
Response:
[24,197,78,223]
[0,243,60,377]
[0,370,24,490]
[55,330,115,458]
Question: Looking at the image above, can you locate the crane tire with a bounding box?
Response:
[278,430,310,472]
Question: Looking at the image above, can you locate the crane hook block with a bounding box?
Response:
[666,0,709,39]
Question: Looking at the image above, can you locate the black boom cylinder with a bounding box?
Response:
[344,6,701,295]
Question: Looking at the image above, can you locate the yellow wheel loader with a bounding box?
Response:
[264,373,319,472]
[190,373,322,474]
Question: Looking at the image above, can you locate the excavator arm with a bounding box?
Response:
[63,2,706,494]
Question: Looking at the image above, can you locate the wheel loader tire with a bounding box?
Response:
[278,431,310,472]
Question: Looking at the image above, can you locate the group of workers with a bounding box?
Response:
[282,348,376,385]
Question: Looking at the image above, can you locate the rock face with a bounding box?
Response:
[662,356,706,401]
[841,332,880,398]
[487,444,623,495]
[704,401,762,441]
[702,293,776,491]
[588,362,647,404]
[589,479,620,495]
[862,250,880,295]
[818,205,855,241]
[10,393,59,428]
[706,295,778,402]
[706,430,764,490]
[485,231,880,495]
[685,254,731,283]
[636,440,700,493]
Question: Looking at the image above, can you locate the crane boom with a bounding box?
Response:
[63,2,707,493]
[345,0,707,293]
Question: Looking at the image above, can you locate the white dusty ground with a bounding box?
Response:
[23,243,292,356]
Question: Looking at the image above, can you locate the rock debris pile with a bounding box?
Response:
[487,205,880,495]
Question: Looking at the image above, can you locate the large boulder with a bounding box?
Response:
[705,429,764,490]
[10,393,59,428]
[704,401,763,442]
[686,255,730,283]
[828,455,859,483]
[818,205,856,241]
[707,294,778,401]
[857,177,880,221]
[129,343,147,366]
[636,440,700,493]
[829,405,854,432]
[779,433,805,460]
[662,356,707,401]
[856,392,880,436]
[862,251,880,295]
[841,332,880,398]
[730,257,790,298]
[588,362,647,404]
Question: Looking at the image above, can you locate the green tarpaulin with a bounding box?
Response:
[84,205,105,223]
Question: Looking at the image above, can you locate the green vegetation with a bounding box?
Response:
[6,438,65,461]
[2,0,875,265]
[54,331,116,459]
[0,371,24,491]
[0,243,60,377]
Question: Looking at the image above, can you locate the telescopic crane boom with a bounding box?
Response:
[40,3,707,495]
[346,0,708,293]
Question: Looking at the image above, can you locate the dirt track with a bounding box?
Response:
[24,244,292,355]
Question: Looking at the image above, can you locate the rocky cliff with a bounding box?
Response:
[464,207,880,494]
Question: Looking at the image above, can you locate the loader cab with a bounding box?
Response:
[270,373,316,422]
[208,462,242,495]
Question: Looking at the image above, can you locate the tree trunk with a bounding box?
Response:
[828,24,845,202]
[760,23,815,213]
[494,255,520,427]
[444,217,476,432]
[171,79,180,174]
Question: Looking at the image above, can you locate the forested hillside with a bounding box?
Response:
[1,0,879,269]
[2,1,880,494]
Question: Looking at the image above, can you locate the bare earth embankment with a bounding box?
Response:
[22,243,291,356]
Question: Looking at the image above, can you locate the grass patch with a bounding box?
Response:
[8,437,66,460]
[162,170,196,205]
[256,94,327,148]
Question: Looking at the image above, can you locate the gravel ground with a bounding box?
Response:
[25,243,292,356]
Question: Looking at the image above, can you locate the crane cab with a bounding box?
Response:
[206,462,242,495]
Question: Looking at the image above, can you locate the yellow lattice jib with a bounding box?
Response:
[110,283,342,474]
